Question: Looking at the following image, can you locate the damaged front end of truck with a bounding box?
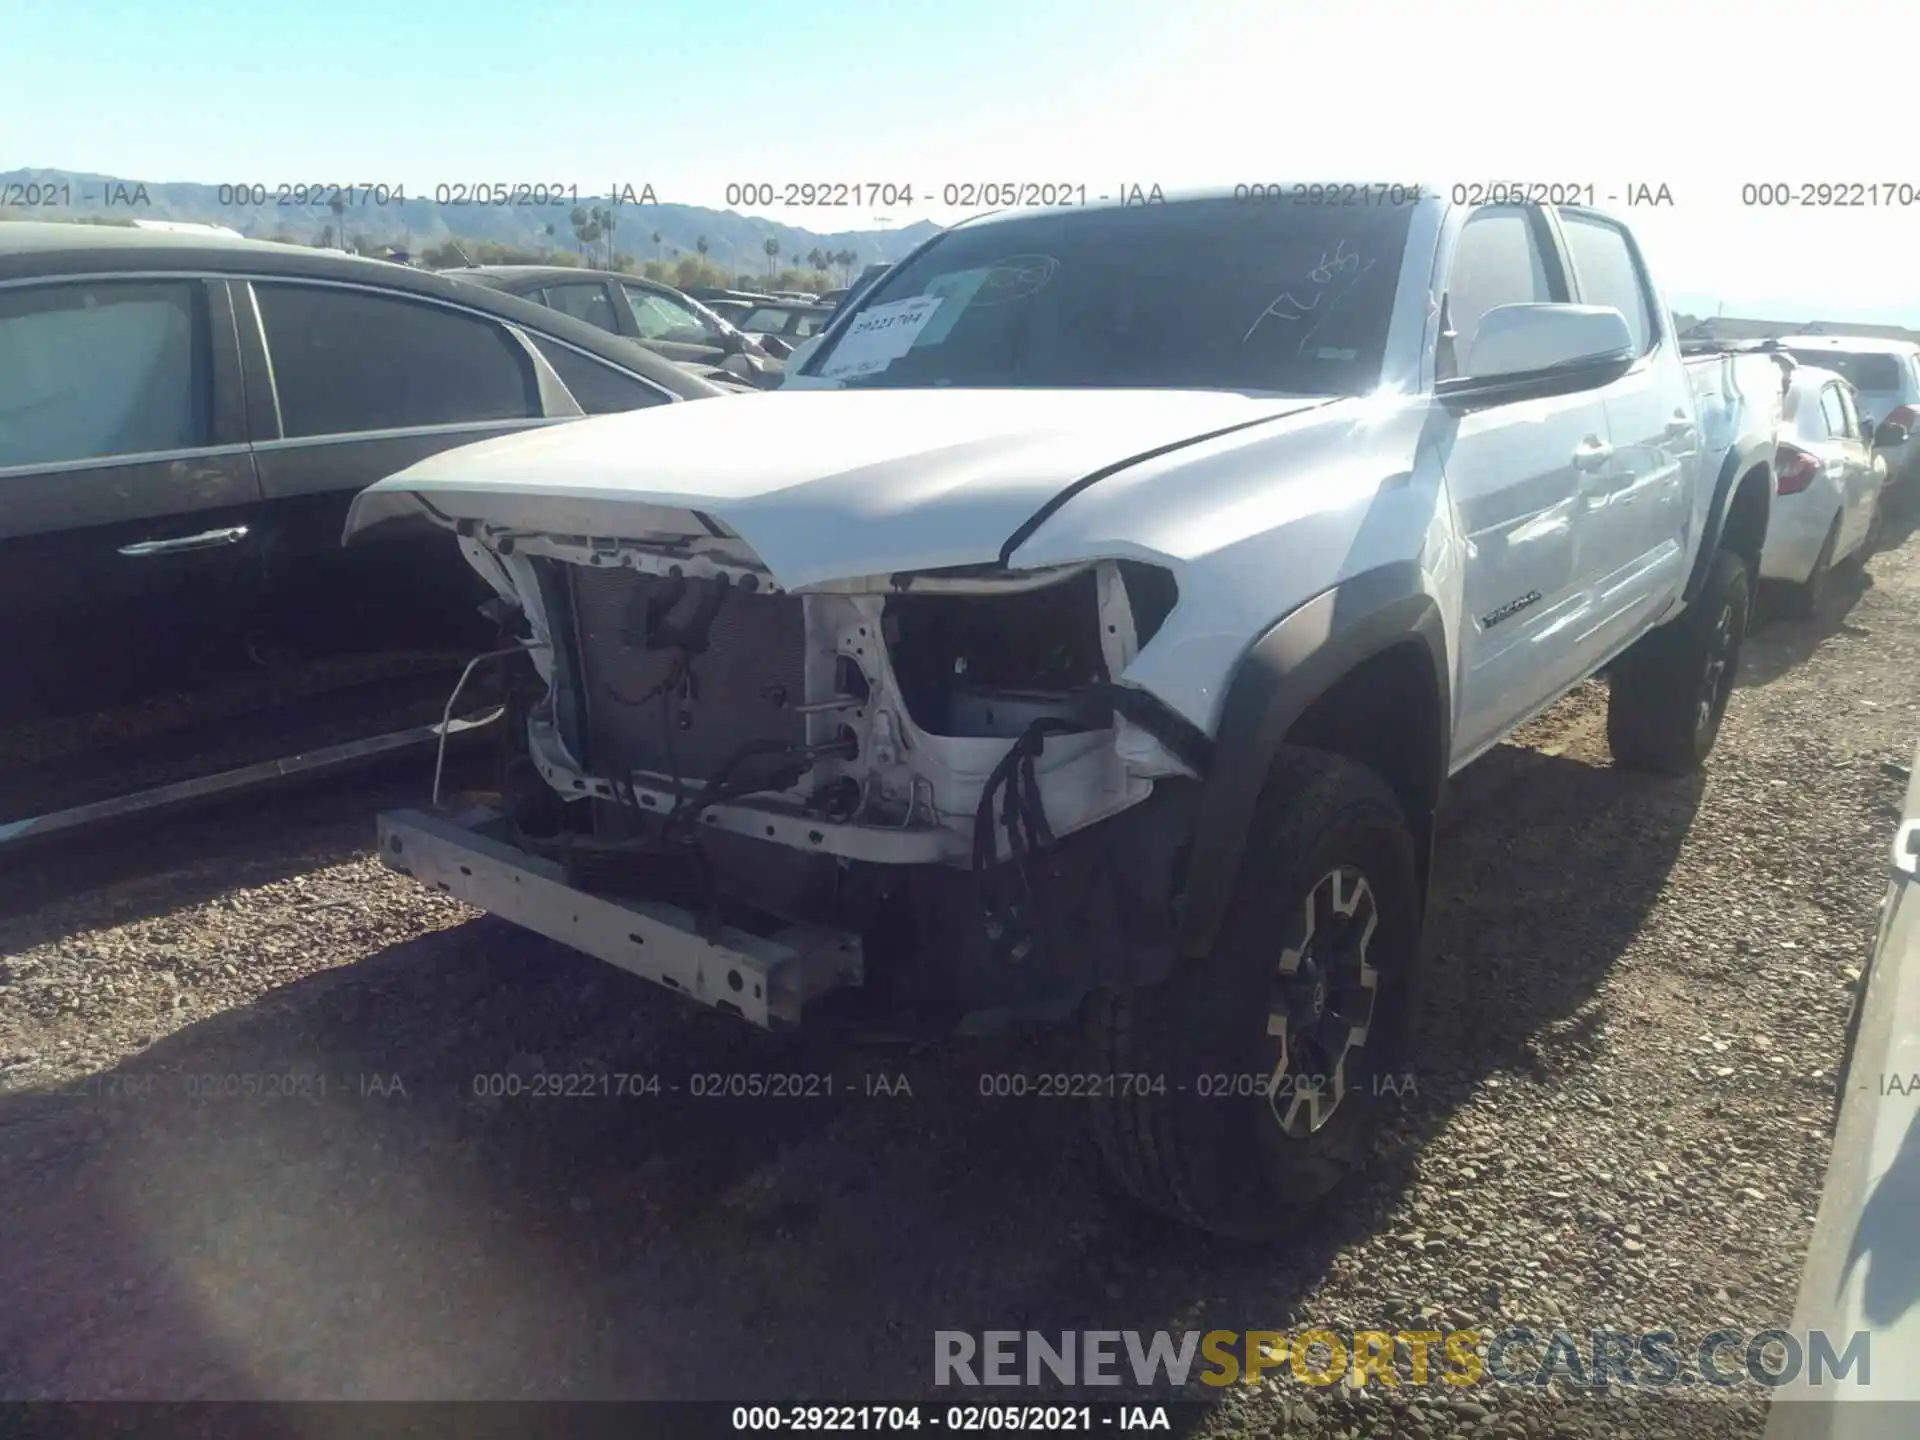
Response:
[371,509,1211,1034]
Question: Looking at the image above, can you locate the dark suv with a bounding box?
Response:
[0,222,731,836]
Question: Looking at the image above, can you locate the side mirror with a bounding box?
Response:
[1463,304,1634,380]
[1439,304,1635,406]
[1874,418,1911,448]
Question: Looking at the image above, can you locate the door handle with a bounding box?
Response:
[1573,437,1613,472]
[1665,411,1693,439]
[117,525,250,557]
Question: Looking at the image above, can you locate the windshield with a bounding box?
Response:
[1780,348,1905,393]
[803,197,1414,393]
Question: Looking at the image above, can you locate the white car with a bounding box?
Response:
[1765,742,1920,1436]
[1761,365,1900,617]
[1775,334,1920,497]
[348,189,1781,1238]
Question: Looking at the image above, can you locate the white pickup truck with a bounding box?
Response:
[346,188,1782,1238]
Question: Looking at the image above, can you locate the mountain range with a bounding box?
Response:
[0,168,941,270]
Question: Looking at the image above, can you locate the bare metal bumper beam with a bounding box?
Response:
[0,709,502,849]
[375,807,863,1027]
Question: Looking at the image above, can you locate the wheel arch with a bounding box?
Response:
[1687,443,1774,601]
[1175,562,1450,961]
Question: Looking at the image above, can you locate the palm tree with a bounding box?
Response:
[651,229,663,259]
[695,234,710,259]
[327,192,346,249]
[762,236,780,279]
[836,248,857,283]
[601,208,618,268]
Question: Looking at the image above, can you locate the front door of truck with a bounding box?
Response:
[1436,205,1614,763]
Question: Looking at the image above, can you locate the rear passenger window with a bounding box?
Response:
[1835,385,1861,438]
[255,283,540,438]
[1558,212,1655,355]
[542,283,621,334]
[529,336,671,415]
[1441,208,1558,380]
[0,280,211,468]
[1819,386,1848,438]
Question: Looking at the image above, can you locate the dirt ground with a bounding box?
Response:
[3,512,1917,1437]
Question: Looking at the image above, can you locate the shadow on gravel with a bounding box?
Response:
[0,743,1706,1402]
[0,754,490,952]
[1742,570,1875,689]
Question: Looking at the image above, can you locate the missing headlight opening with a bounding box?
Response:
[484,546,1179,1029]
[884,568,1113,737]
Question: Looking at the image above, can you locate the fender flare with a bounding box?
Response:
[1175,561,1452,960]
[1684,440,1774,604]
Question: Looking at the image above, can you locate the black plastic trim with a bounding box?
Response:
[1175,562,1450,960]
[1683,441,1771,605]
[1099,683,1213,775]
[1435,352,1634,413]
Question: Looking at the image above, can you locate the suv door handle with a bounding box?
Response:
[1573,437,1613,471]
[1665,410,1693,438]
[117,526,250,557]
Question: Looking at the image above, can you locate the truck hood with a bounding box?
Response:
[346,388,1326,590]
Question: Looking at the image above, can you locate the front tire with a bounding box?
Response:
[1087,748,1420,1239]
[1607,548,1750,776]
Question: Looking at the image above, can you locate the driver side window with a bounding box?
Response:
[1438,207,1561,381]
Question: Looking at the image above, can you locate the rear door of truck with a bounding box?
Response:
[1548,206,1694,637]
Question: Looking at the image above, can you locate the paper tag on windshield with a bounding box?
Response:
[817,294,946,379]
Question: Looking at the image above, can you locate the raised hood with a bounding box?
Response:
[345,388,1324,590]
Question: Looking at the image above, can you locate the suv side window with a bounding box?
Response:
[255,283,541,438]
[528,335,672,415]
[1819,384,1848,439]
[1440,207,1561,381]
[0,280,211,468]
[542,283,622,334]
[1557,211,1655,355]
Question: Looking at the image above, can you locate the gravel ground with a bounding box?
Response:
[2,516,1917,1436]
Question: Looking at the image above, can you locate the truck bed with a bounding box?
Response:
[1685,348,1788,480]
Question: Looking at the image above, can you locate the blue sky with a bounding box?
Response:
[8,0,1920,324]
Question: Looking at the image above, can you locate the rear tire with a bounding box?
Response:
[1780,517,1839,620]
[1607,549,1750,776]
[1087,747,1420,1239]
